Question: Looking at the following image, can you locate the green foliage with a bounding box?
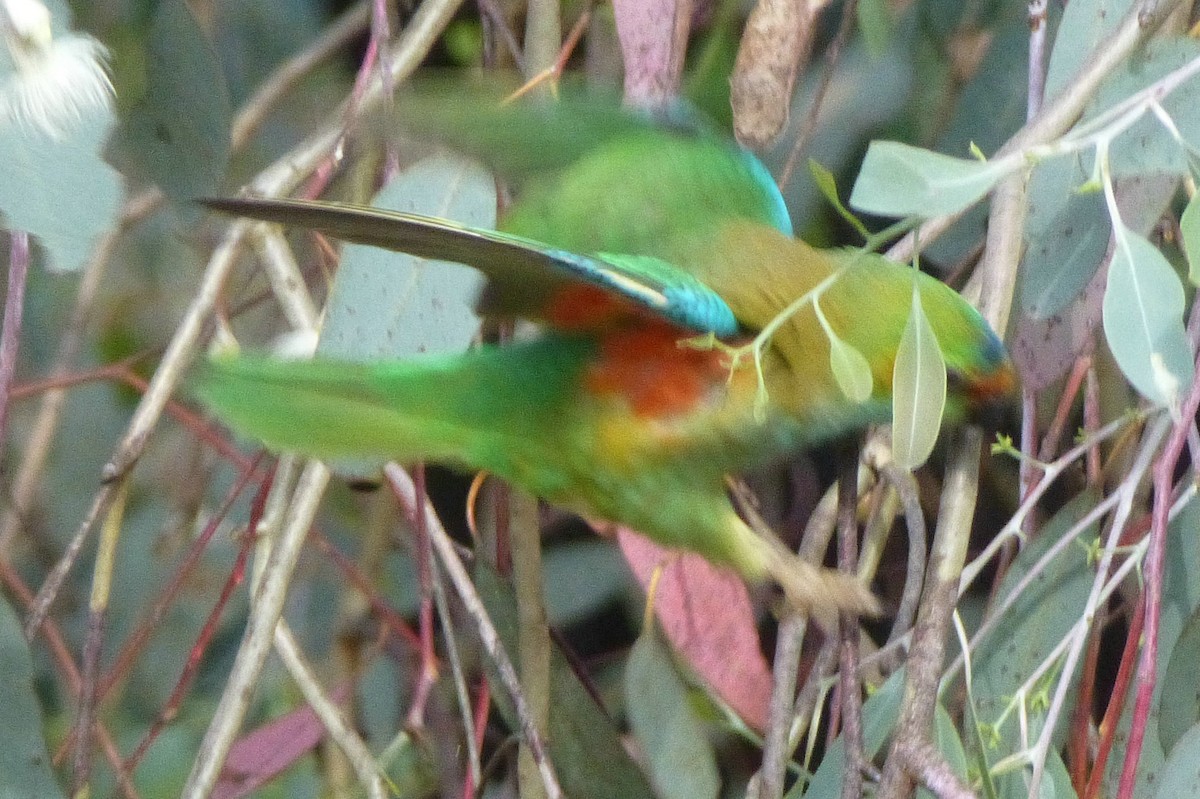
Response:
[8,0,1200,794]
[117,0,232,202]
[891,286,948,470]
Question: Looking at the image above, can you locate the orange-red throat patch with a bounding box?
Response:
[584,323,732,418]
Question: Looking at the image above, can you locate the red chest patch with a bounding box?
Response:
[584,324,731,418]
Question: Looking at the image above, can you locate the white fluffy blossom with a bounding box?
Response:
[0,0,114,138]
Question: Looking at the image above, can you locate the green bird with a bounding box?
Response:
[197,94,1012,626]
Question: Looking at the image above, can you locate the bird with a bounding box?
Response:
[195,90,1013,626]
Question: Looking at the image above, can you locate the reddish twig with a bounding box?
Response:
[1115,356,1200,796]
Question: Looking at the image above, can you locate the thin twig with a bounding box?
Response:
[876,429,981,799]
[384,464,564,799]
[1116,355,1200,795]
[0,229,30,462]
[274,620,386,799]
[180,459,331,799]
[836,453,864,799]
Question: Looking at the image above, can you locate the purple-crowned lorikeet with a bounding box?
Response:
[196,94,1013,626]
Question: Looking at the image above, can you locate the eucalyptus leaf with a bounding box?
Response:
[857,0,893,57]
[809,159,870,239]
[119,0,232,202]
[0,106,122,273]
[0,595,66,798]
[1181,192,1200,286]
[1101,225,1194,407]
[318,155,495,360]
[1155,723,1200,798]
[829,332,874,403]
[316,154,495,478]
[849,141,1009,218]
[891,287,947,470]
[1090,37,1200,180]
[625,626,720,799]
[1159,604,1200,752]
[799,668,967,799]
[1019,159,1110,318]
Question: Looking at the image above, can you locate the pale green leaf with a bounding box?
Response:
[1155,723,1200,798]
[800,669,967,799]
[1091,37,1200,180]
[0,105,122,273]
[0,595,66,798]
[1181,192,1200,287]
[1101,225,1194,407]
[318,154,495,361]
[1019,159,1110,318]
[849,142,1009,218]
[625,627,720,799]
[1159,604,1200,752]
[891,287,947,470]
[474,565,656,799]
[829,333,874,403]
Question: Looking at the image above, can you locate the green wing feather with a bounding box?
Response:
[202,198,739,336]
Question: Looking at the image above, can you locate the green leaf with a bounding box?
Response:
[1090,37,1200,180]
[891,286,947,470]
[799,668,967,799]
[1155,723,1200,798]
[625,626,720,799]
[118,0,232,201]
[808,159,870,239]
[1101,224,1195,407]
[849,142,1009,218]
[543,540,633,628]
[0,595,66,798]
[829,331,875,403]
[1019,159,1111,318]
[1181,192,1200,287]
[1159,605,1200,752]
[315,154,495,479]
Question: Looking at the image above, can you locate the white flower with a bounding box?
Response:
[0,0,114,138]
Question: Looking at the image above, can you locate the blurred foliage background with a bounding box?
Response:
[2,0,1200,797]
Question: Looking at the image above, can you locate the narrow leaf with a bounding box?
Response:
[625,626,720,799]
[829,332,874,403]
[849,142,1010,218]
[1101,225,1194,407]
[1181,192,1200,287]
[892,287,947,470]
[808,159,870,239]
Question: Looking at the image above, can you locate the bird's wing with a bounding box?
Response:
[203,197,739,337]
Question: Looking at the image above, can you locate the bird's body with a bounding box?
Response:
[198,92,1013,624]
